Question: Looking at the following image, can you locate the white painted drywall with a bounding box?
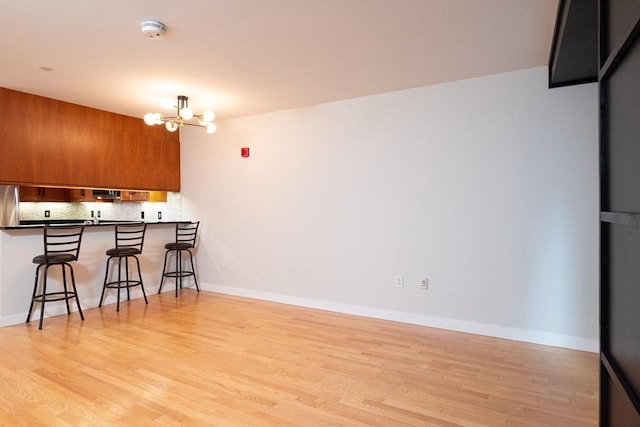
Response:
[180,66,599,349]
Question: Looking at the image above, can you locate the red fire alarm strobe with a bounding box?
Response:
[241,147,250,158]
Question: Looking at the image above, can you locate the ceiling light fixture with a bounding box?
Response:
[144,95,216,134]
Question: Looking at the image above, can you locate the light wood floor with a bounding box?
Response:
[0,291,598,426]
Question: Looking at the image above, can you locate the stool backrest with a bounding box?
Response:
[176,221,199,247]
[114,223,147,252]
[43,225,84,260]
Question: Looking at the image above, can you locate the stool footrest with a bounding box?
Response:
[163,271,195,278]
[32,291,78,303]
[104,280,143,289]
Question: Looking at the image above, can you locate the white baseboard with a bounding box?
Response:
[201,282,599,353]
[2,281,599,353]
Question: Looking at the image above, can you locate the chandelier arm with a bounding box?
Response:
[181,122,206,128]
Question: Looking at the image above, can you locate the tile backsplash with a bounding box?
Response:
[20,192,182,222]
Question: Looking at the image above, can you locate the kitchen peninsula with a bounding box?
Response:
[0,220,195,327]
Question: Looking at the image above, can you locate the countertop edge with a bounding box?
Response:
[1,221,189,230]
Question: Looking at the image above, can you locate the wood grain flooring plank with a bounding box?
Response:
[0,291,598,426]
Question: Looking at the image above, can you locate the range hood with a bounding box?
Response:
[92,190,121,200]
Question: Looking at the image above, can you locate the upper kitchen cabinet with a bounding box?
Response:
[120,190,167,202]
[120,190,150,202]
[19,186,70,202]
[68,188,95,202]
[0,88,180,191]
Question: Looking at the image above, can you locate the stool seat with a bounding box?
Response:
[27,225,85,330]
[106,247,141,257]
[32,253,78,264]
[159,221,200,297]
[164,242,194,250]
[99,223,148,312]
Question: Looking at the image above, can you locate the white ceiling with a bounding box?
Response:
[0,0,559,121]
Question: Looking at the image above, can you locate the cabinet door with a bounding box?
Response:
[19,186,42,202]
[41,187,69,202]
[19,186,71,202]
[148,191,167,202]
[120,191,149,202]
[69,188,95,202]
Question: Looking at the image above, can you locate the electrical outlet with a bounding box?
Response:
[395,275,404,288]
[157,211,162,220]
[420,278,429,290]
[141,211,145,219]
[44,210,50,218]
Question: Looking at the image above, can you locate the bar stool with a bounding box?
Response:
[99,223,148,311]
[27,225,85,330]
[159,221,200,297]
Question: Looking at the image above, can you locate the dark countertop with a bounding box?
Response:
[1,220,187,230]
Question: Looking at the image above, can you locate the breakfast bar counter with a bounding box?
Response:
[0,221,193,326]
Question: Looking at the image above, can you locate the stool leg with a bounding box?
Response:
[134,256,148,304]
[27,265,43,324]
[68,262,84,321]
[175,250,180,297]
[158,250,169,294]
[39,265,51,330]
[116,257,123,312]
[125,256,131,301]
[187,249,199,292]
[99,257,112,307]
[61,264,72,315]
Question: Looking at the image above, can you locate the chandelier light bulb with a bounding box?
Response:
[143,113,157,126]
[202,110,215,123]
[206,122,217,134]
[180,107,193,120]
[166,121,178,132]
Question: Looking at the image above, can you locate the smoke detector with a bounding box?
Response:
[141,20,167,39]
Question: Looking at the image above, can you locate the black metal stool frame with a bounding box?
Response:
[27,225,85,330]
[159,221,200,297]
[99,223,148,312]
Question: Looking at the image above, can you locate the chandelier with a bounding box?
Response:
[144,95,216,134]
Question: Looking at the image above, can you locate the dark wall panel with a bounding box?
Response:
[604,0,640,61]
[602,34,640,212]
[603,374,640,427]
[599,1,640,424]
[603,222,640,395]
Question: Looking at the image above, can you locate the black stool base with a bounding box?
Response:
[99,255,148,312]
[158,249,200,297]
[27,263,84,330]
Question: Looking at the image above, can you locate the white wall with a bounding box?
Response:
[180,67,599,351]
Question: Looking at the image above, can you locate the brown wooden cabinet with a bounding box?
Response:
[0,88,180,191]
[69,188,95,202]
[19,186,71,202]
[120,191,149,202]
[148,191,167,202]
[19,186,43,202]
[19,186,167,203]
[120,190,167,202]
